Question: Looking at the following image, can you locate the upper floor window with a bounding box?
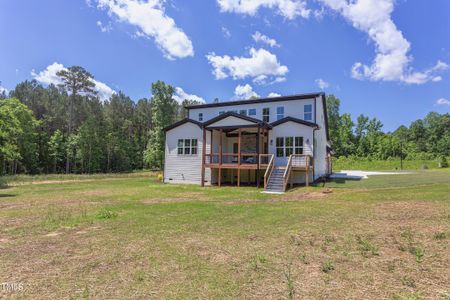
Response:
[304,104,312,121]
[198,113,203,121]
[218,111,225,115]
[276,106,284,120]
[262,108,270,122]
[248,108,256,116]
[239,109,247,116]
[177,139,198,155]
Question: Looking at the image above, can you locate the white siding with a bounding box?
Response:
[313,96,328,180]
[164,122,210,185]
[188,98,315,123]
[268,121,314,166]
[207,115,254,127]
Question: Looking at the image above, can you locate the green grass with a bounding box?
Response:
[0,171,449,299]
[332,157,450,171]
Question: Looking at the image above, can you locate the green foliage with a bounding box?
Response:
[326,95,450,161]
[96,209,118,220]
[321,259,335,273]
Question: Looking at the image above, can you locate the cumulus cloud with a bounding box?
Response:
[320,0,448,84]
[96,20,112,32]
[252,31,280,47]
[234,84,259,99]
[267,92,281,97]
[96,0,194,60]
[315,78,329,90]
[206,48,288,84]
[436,98,450,106]
[173,87,205,104]
[217,0,310,20]
[0,85,7,95]
[31,62,116,101]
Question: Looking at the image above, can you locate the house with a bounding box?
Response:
[163,92,332,193]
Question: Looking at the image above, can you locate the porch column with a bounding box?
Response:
[219,128,222,187]
[256,126,260,188]
[201,128,206,187]
[237,128,241,187]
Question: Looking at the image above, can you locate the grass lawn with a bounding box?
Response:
[0,171,449,299]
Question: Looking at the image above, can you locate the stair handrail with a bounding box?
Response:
[263,154,275,189]
[283,155,294,191]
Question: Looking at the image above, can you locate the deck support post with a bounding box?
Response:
[256,126,260,188]
[237,128,241,187]
[201,128,206,187]
[219,129,222,187]
[305,156,309,187]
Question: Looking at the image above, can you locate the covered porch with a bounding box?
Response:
[201,114,272,187]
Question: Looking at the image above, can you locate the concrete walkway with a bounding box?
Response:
[330,170,413,180]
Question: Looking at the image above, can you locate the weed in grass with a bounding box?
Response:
[387,261,396,272]
[391,292,422,300]
[433,231,448,240]
[82,286,89,299]
[96,209,118,220]
[412,246,424,263]
[321,259,335,273]
[283,261,295,300]
[401,276,416,288]
[250,254,267,270]
[356,235,379,258]
[298,254,309,265]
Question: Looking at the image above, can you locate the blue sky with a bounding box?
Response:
[0,0,449,131]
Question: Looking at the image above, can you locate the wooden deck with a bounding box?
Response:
[205,163,269,170]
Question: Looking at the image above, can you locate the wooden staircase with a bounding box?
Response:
[265,167,285,193]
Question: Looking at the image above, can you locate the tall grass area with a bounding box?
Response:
[332,156,449,171]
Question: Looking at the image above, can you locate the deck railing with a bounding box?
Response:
[205,153,269,165]
[263,154,275,189]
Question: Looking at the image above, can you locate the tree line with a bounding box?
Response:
[0,66,199,175]
[1,66,449,175]
[326,95,449,164]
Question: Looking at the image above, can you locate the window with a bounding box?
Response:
[304,104,312,121]
[248,108,256,116]
[275,136,304,157]
[218,111,225,115]
[239,109,247,116]
[285,137,293,157]
[276,106,284,120]
[276,137,284,157]
[295,137,304,154]
[198,113,203,121]
[177,139,198,155]
[262,108,270,122]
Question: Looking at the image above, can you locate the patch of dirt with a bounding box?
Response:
[45,232,61,237]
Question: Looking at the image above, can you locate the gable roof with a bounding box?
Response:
[202,111,270,128]
[270,116,319,128]
[164,118,203,132]
[185,92,324,109]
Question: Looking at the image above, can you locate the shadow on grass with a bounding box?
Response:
[0,194,16,198]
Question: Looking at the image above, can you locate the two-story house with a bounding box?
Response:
[163,92,332,193]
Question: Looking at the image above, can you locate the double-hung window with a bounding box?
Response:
[262,108,270,122]
[304,104,312,121]
[198,113,203,121]
[248,108,256,116]
[239,109,247,116]
[276,136,304,157]
[276,137,284,157]
[276,106,284,120]
[177,139,198,155]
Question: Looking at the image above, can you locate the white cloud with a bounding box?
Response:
[96,20,112,32]
[221,26,231,39]
[252,31,280,47]
[31,62,116,101]
[315,78,329,89]
[436,98,450,106]
[217,0,310,20]
[320,0,448,84]
[267,92,281,97]
[0,85,7,95]
[96,0,194,60]
[206,48,288,83]
[234,84,259,99]
[173,87,205,104]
